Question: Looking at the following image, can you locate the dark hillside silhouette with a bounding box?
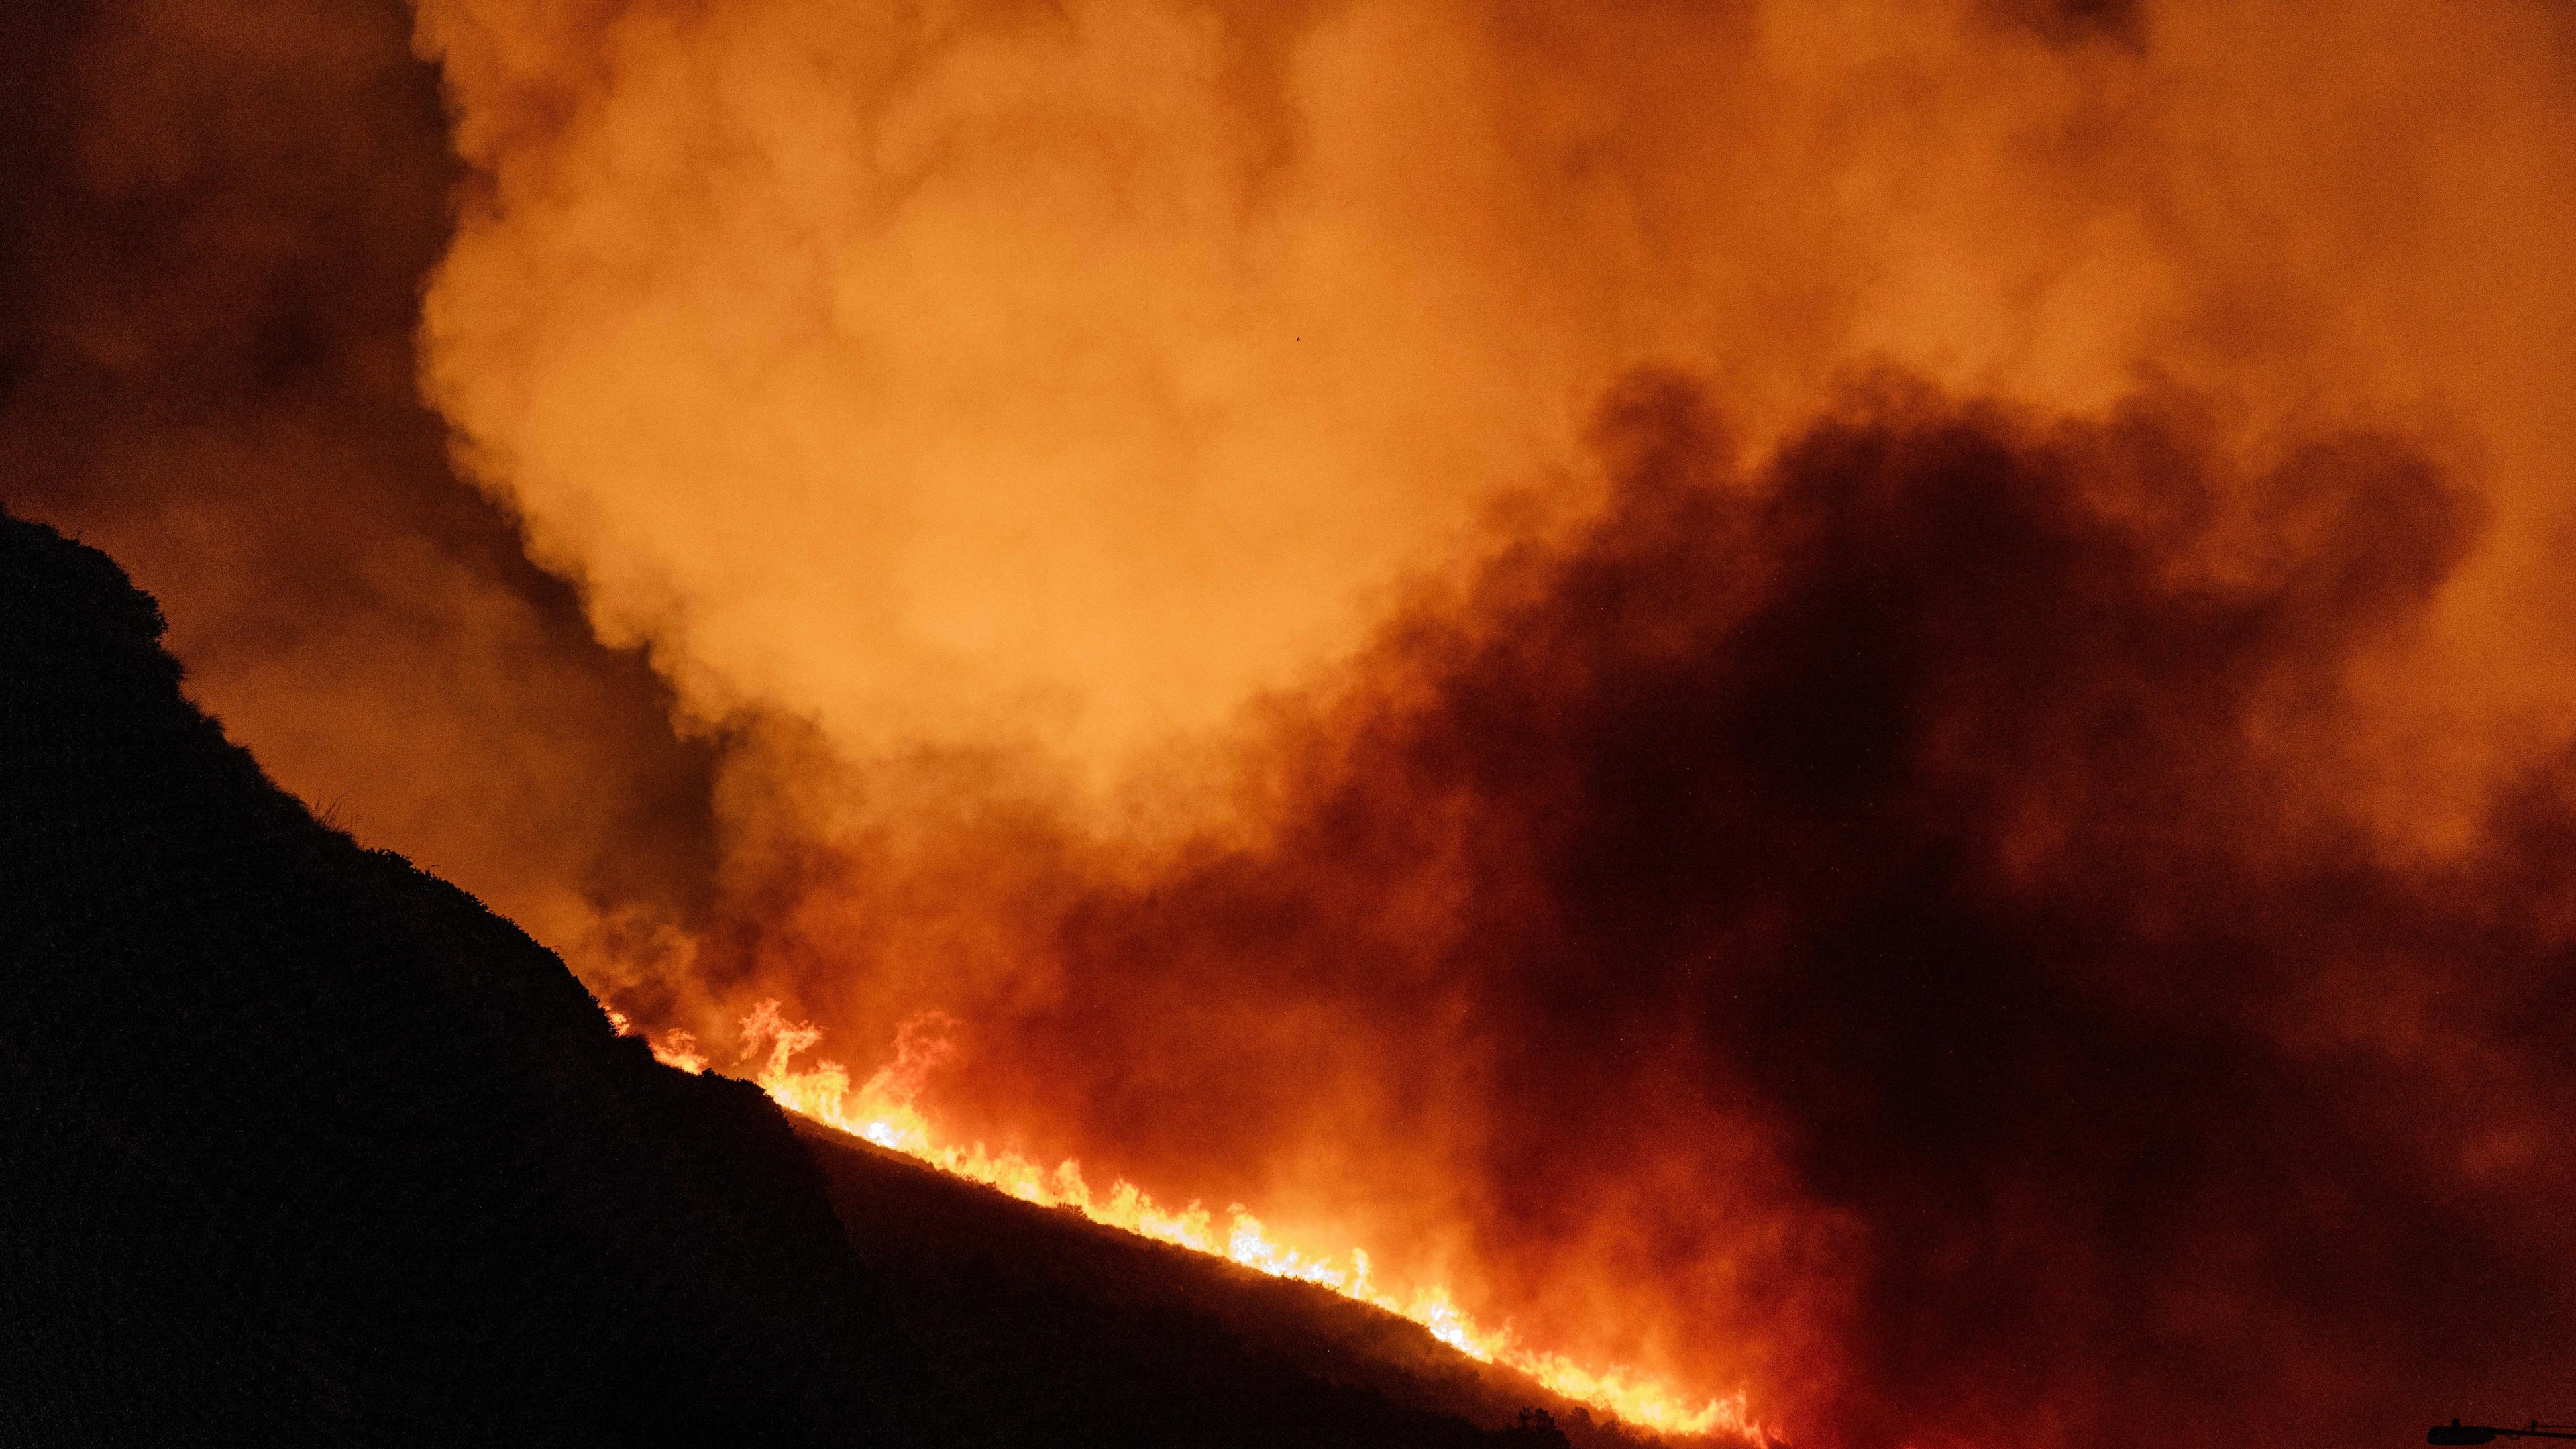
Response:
[0,510,916,1444]
[0,508,1611,1448]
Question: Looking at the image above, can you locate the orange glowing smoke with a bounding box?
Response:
[615,997,1757,1441]
[413,0,2576,828]
[602,1006,710,1075]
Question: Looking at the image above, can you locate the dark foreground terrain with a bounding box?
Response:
[796,1119,1673,1449]
[0,509,1632,1446]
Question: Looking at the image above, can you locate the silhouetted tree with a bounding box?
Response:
[1503,1407,1574,1448]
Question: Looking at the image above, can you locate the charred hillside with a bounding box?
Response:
[0,508,1593,1448]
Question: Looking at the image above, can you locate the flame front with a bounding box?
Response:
[617,998,1756,1442]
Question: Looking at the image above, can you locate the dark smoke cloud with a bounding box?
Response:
[722,372,2576,1447]
[0,0,721,945]
[1993,0,2147,47]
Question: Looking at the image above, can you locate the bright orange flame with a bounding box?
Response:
[603,1005,710,1075]
[702,998,1760,1442]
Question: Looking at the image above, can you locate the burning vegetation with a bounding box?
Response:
[613,995,1756,1438]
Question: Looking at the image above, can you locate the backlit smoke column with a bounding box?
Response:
[415,0,2576,1444]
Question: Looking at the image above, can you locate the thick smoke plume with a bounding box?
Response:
[403,5,2576,1438]
[415,0,2576,815]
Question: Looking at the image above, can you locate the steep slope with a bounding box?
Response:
[0,509,924,1444]
[0,509,1594,1448]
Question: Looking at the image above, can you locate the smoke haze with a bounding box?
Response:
[0,0,719,961]
[12,0,2576,1444]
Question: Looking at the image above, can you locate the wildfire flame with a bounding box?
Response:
[603,1006,710,1075]
[609,998,1756,1442]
